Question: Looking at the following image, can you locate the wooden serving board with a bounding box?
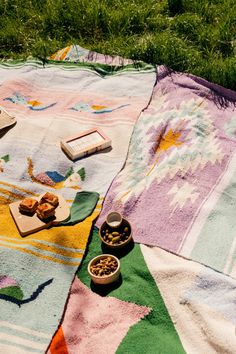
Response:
[9,194,70,236]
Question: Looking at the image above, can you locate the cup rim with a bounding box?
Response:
[106,211,122,228]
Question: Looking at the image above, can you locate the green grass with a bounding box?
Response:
[0,0,236,89]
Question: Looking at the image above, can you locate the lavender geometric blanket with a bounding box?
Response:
[97,65,236,277]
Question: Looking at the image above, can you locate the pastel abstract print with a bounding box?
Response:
[0,56,156,352]
[27,158,86,190]
[4,92,56,111]
[97,66,236,278]
[0,275,53,307]
[0,154,9,172]
[70,101,129,114]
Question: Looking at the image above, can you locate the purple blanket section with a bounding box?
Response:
[97,66,236,254]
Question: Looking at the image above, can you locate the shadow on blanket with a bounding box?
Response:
[90,274,123,297]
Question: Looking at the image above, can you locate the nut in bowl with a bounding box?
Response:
[88,254,120,285]
[99,217,132,249]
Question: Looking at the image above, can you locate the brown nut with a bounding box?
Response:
[112,236,120,243]
[90,256,118,277]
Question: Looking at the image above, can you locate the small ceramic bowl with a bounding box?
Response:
[99,217,132,249]
[88,254,120,285]
[106,211,122,228]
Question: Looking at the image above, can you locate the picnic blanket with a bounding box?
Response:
[48,58,236,354]
[1,45,236,353]
[49,227,236,354]
[50,44,134,66]
[97,65,236,278]
[0,51,155,353]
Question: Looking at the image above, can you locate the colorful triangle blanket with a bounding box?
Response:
[49,227,236,354]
